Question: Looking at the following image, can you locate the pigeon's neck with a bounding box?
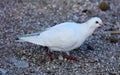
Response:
[82,23,96,36]
[85,22,97,31]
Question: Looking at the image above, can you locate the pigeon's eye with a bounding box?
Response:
[96,21,99,23]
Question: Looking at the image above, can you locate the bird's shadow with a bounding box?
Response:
[71,43,95,59]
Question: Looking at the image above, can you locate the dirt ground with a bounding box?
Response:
[0,0,120,75]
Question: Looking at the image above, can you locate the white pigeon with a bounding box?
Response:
[16,17,104,61]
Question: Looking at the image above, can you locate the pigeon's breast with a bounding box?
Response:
[70,26,92,49]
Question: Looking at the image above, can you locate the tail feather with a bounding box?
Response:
[15,32,41,42]
[15,37,26,42]
[15,33,42,45]
[15,31,47,46]
[16,36,38,43]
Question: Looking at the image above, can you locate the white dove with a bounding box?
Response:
[16,17,104,62]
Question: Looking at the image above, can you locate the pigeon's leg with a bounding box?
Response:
[66,52,79,61]
[48,49,53,62]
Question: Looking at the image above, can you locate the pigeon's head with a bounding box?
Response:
[87,17,104,28]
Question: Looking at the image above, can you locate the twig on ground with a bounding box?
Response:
[106,31,120,34]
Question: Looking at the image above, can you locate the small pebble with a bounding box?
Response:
[0,68,7,74]
[58,55,63,60]
[109,71,117,75]
[90,0,100,3]
[11,57,29,68]
[107,37,118,43]
[99,2,110,11]
[82,9,92,16]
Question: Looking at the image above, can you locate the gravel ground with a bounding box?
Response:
[0,0,120,75]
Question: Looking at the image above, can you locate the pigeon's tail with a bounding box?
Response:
[15,33,41,44]
[15,36,29,42]
[15,37,25,42]
[15,35,39,44]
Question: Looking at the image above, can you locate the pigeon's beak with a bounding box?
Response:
[99,23,105,27]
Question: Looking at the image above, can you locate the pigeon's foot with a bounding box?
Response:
[48,52,53,62]
[66,55,79,61]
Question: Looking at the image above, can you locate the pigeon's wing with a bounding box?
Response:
[37,25,78,50]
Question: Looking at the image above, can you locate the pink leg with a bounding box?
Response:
[66,52,79,61]
[48,52,53,62]
[66,55,79,61]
